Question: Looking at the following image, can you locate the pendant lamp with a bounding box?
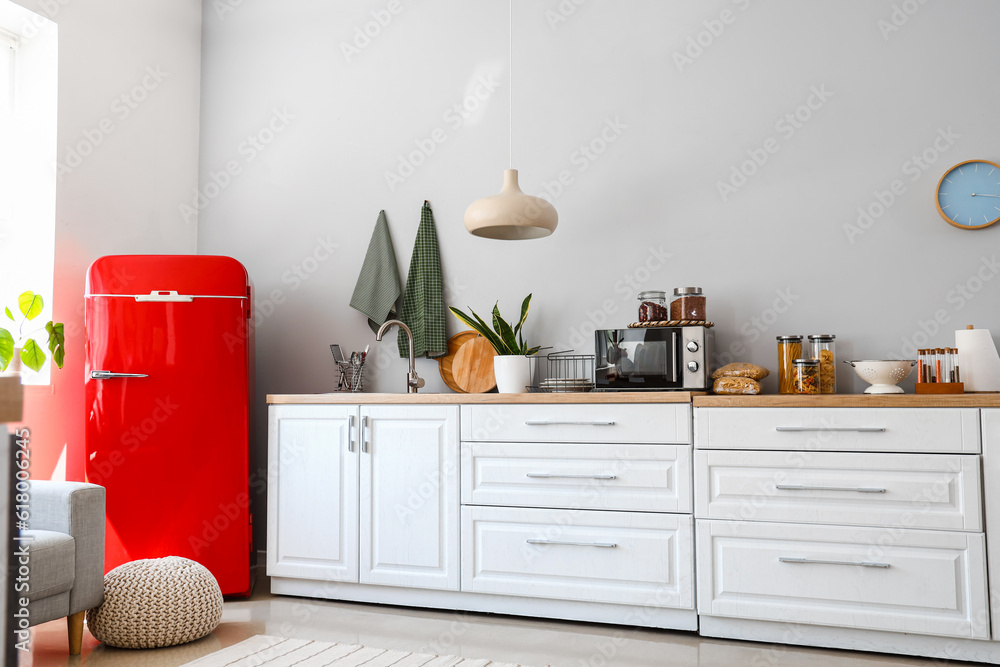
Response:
[464,0,557,240]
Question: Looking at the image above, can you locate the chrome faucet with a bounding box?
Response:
[375,319,425,393]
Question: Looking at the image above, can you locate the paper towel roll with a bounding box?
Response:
[956,328,1000,392]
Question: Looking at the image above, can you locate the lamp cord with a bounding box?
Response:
[509,0,512,170]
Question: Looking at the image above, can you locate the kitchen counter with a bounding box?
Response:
[267,391,701,405]
[694,393,1000,408]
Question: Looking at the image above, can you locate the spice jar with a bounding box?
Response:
[777,335,803,394]
[637,291,668,323]
[670,287,706,320]
[808,334,836,394]
[793,358,820,394]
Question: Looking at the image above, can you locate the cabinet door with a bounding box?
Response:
[359,405,460,590]
[982,409,1000,640]
[267,405,359,582]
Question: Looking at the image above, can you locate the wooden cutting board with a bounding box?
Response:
[437,330,478,393]
[452,336,497,393]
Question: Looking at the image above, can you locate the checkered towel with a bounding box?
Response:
[349,210,401,333]
[397,201,446,359]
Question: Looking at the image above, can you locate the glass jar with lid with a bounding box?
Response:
[793,358,820,394]
[637,291,668,322]
[777,335,803,394]
[808,334,836,394]
[670,287,706,320]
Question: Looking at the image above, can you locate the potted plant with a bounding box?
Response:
[449,294,541,393]
[0,291,65,377]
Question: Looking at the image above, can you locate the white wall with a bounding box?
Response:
[10,0,202,482]
[198,1,1000,543]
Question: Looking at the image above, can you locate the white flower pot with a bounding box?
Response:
[0,347,23,379]
[493,355,531,394]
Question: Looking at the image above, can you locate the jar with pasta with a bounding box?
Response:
[793,358,820,394]
[777,335,803,394]
[808,334,836,394]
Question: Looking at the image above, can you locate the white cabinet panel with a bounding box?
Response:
[461,403,690,444]
[697,519,989,639]
[267,405,358,582]
[360,406,460,591]
[462,506,693,609]
[981,409,1000,641]
[695,449,982,531]
[695,408,979,453]
[463,442,691,512]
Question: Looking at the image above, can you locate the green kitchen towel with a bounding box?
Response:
[350,210,402,333]
[397,201,447,359]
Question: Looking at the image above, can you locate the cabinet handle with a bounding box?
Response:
[775,484,886,493]
[362,415,370,453]
[526,473,617,480]
[526,539,617,548]
[348,415,356,453]
[524,420,616,426]
[779,556,890,569]
[775,426,885,433]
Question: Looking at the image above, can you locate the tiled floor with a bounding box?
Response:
[20,570,980,667]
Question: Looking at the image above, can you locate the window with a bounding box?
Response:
[0,1,57,385]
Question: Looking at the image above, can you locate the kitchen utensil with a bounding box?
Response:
[330,344,345,363]
[437,330,478,393]
[452,336,498,393]
[844,359,916,394]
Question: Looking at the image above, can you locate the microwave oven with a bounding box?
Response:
[595,326,713,391]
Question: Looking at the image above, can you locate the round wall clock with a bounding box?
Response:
[936,159,1000,230]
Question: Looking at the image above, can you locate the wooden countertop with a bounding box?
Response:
[694,394,1000,408]
[0,377,23,422]
[268,391,701,405]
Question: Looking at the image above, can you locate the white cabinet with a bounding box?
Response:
[267,404,460,591]
[981,409,1000,640]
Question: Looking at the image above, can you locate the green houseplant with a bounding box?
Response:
[0,291,65,374]
[449,294,540,393]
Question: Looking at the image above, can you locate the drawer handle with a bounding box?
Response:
[779,556,890,569]
[526,539,617,548]
[524,420,616,426]
[775,484,886,493]
[775,426,886,433]
[526,473,617,480]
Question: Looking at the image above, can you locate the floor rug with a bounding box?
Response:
[181,634,534,667]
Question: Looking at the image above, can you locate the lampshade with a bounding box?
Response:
[464,169,558,240]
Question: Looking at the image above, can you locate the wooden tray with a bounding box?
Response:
[628,320,714,328]
[437,331,478,393]
[915,382,965,394]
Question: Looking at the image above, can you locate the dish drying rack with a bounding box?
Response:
[335,359,365,392]
[528,351,595,393]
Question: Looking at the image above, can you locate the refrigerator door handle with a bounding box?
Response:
[90,370,149,379]
[134,290,194,302]
[348,415,356,453]
[362,415,370,453]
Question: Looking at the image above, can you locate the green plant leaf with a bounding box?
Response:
[0,329,12,371]
[52,344,65,369]
[525,346,542,356]
[46,321,65,353]
[4,308,13,322]
[514,294,531,336]
[20,339,45,372]
[492,303,521,355]
[18,292,43,320]
[449,306,505,354]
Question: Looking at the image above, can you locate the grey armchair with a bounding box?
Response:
[24,481,106,655]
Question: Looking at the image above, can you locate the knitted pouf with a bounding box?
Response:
[86,556,223,649]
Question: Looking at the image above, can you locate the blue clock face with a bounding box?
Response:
[936,160,1000,230]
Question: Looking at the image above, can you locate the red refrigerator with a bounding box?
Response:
[84,255,254,597]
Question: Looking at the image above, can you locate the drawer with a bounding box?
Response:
[462,506,693,609]
[696,519,988,639]
[695,408,980,453]
[461,403,690,444]
[695,450,982,531]
[462,442,691,512]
